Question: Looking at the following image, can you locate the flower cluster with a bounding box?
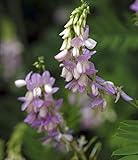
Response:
[15,71,63,137]
[55,2,133,110]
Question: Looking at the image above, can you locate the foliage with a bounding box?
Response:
[6,123,27,160]
[112,120,138,160]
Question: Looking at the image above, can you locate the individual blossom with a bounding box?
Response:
[15,70,63,138]
[55,1,133,111]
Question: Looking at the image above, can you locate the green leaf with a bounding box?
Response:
[6,123,27,160]
[118,155,138,160]
[112,120,138,160]
[112,145,138,156]
[121,120,138,126]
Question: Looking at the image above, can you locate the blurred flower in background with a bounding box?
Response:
[130,0,138,12]
[68,93,117,129]
[0,18,23,80]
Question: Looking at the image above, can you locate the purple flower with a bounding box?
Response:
[55,11,133,113]
[15,70,63,137]
[130,0,138,12]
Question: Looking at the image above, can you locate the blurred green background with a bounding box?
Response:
[0,0,138,159]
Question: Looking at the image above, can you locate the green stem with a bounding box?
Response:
[70,141,87,160]
[129,101,138,109]
[83,137,98,152]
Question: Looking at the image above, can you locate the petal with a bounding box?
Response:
[71,37,83,48]
[18,96,26,102]
[78,85,85,93]
[86,62,98,75]
[64,60,76,70]
[83,26,89,40]
[91,97,104,109]
[24,113,36,124]
[61,67,68,78]
[104,81,116,94]
[33,87,42,97]
[25,71,33,82]
[52,87,59,93]
[21,101,30,111]
[33,99,44,108]
[78,74,88,86]
[26,91,33,101]
[76,62,83,74]
[49,77,55,86]
[54,50,68,62]
[96,76,105,83]
[84,38,97,50]
[73,68,80,79]
[44,84,53,93]
[72,47,80,57]
[31,73,42,87]
[91,83,99,96]
[42,71,50,83]
[39,107,48,118]
[120,91,133,101]
[77,49,93,62]
[65,71,73,82]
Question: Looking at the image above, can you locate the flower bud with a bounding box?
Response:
[14,80,26,88]
[64,17,74,28]
[60,39,68,50]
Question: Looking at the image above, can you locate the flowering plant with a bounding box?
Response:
[14,1,138,160]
